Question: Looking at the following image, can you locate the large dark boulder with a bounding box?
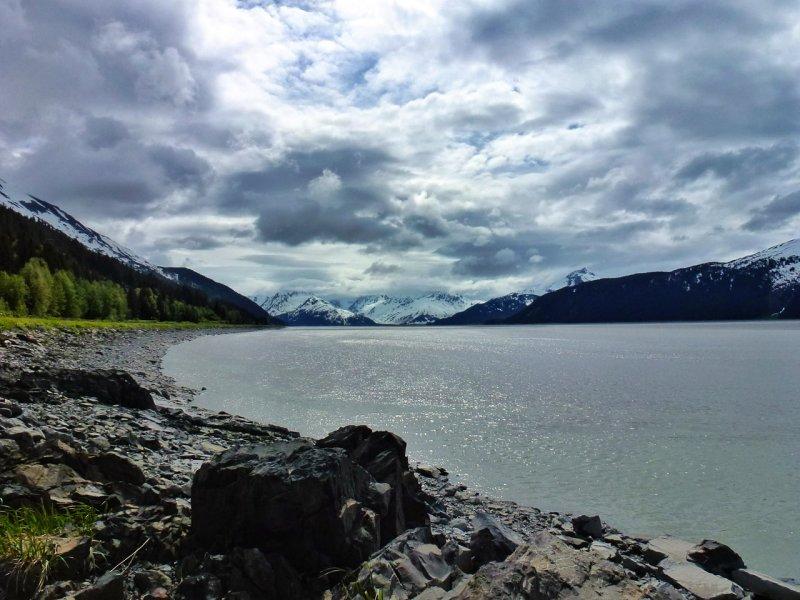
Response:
[469,512,524,566]
[14,368,155,409]
[318,425,429,543]
[191,439,385,574]
[688,540,745,577]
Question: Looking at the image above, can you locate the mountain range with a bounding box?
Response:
[0,179,276,325]
[3,177,798,326]
[509,239,800,324]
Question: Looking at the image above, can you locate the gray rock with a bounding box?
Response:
[16,367,155,409]
[645,536,696,565]
[662,562,744,600]
[469,511,524,566]
[74,571,125,600]
[191,439,384,574]
[688,540,746,577]
[732,569,800,600]
[89,451,146,485]
[571,514,603,538]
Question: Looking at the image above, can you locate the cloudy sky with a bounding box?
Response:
[2,0,800,299]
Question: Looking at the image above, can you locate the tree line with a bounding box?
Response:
[0,204,257,323]
[0,258,225,322]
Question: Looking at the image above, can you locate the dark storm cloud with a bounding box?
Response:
[743,191,800,231]
[675,144,798,186]
[84,117,131,150]
[364,261,402,276]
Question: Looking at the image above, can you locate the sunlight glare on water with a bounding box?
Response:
[163,322,800,578]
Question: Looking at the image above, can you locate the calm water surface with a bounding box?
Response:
[163,322,800,577]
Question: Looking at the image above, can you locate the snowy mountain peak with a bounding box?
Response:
[349,291,477,325]
[258,291,316,315]
[0,178,165,277]
[544,268,598,293]
[276,294,374,326]
[726,238,800,289]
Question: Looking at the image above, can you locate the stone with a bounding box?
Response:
[731,569,800,600]
[15,462,86,491]
[89,451,146,485]
[318,425,429,544]
[590,540,618,561]
[451,533,657,599]
[662,562,744,599]
[191,439,384,574]
[175,573,224,600]
[4,425,45,449]
[0,398,23,418]
[469,512,524,566]
[571,514,603,538]
[16,367,155,409]
[75,571,125,600]
[688,540,746,577]
[645,536,696,565]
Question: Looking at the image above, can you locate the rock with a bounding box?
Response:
[16,367,155,409]
[688,540,746,577]
[469,511,524,566]
[731,569,800,600]
[662,562,744,599]
[15,462,86,491]
[347,527,454,600]
[191,439,384,574]
[4,425,45,449]
[75,571,125,600]
[451,532,665,599]
[176,573,223,600]
[645,536,696,565]
[318,425,429,544]
[0,398,23,418]
[89,451,146,485]
[571,514,603,538]
[589,540,618,561]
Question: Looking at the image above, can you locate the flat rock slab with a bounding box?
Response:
[662,562,743,599]
[732,569,800,600]
[646,536,696,563]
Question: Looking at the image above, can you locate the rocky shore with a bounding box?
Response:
[0,327,797,600]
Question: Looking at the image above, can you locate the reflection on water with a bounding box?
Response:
[164,322,800,577]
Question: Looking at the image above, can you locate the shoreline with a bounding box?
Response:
[0,326,796,599]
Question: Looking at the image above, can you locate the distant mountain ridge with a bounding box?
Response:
[348,292,476,325]
[433,292,538,325]
[256,291,374,325]
[508,240,800,324]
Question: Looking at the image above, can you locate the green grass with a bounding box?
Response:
[0,504,100,592]
[0,315,245,331]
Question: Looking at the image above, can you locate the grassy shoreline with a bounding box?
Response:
[0,316,247,331]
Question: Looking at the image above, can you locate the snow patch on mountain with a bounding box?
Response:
[257,291,316,315]
[0,178,167,278]
[349,292,478,324]
[257,291,373,325]
[725,238,800,289]
[544,268,598,293]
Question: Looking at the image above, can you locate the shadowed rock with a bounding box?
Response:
[191,438,386,574]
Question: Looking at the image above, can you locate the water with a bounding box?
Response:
[163,322,800,577]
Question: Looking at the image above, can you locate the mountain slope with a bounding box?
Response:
[508,241,800,324]
[434,292,538,325]
[278,295,375,326]
[349,292,477,324]
[545,268,598,293]
[162,267,280,325]
[0,179,166,277]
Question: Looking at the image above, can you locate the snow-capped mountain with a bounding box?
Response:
[509,239,800,324]
[257,291,316,316]
[545,268,598,293]
[0,178,167,278]
[725,238,800,290]
[348,292,478,325]
[434,292,538,325]
[282,296,374,325]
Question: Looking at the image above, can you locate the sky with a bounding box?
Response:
[2,0,800,299]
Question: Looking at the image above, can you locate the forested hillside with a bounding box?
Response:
[0,205,271,324]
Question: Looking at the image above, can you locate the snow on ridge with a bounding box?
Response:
[725,238,800,290]
[0,178,167,278]
[348,291,478,324]
[543,267,598,293]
